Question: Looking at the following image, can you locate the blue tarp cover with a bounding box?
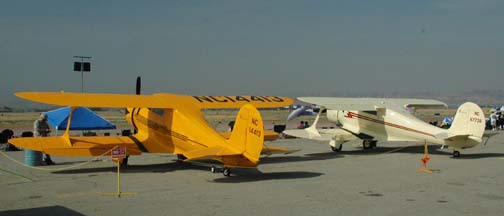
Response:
[442,117,453,125]
[44,107,116,130]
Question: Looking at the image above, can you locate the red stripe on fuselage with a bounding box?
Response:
[345,112,435,138]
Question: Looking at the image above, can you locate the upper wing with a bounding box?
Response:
[16,92,176,108]
[16,92,293,109]
[298,97,447,111]
[191,96,293,109]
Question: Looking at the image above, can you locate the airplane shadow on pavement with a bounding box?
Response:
[305,145,504,159]
[211,169,323,183]
[52,161,211,174]
[259,152,343,164]
[52,152,343,174]
[0,205,85,216]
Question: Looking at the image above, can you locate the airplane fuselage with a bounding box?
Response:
[326,109,479,149]
[126,107,226,155]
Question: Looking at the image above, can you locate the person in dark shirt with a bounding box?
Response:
[34,113,55,165]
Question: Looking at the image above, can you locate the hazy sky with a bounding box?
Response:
[1,0,503,105]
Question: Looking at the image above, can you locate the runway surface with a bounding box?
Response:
[1,132,504,215]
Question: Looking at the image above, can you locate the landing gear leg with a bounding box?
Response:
[330,139,343,152]
[222,167,231,177]
[176,154,187,162]
[330,144,342,152]
[453,150,461,158]
[210,165,217,173]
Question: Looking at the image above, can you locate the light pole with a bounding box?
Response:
[73,56,91,93]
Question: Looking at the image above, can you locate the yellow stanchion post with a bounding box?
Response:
[417,140,439,173]
[97,146,136,197]
[117,159,121,197]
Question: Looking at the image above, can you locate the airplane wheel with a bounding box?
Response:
[363,140,372,149]
[331,145,342,152]
[210,166,217,173]
[453,150,461,158]
[177,154,187,161]
[223,167,231,177]
[370,140,377,148]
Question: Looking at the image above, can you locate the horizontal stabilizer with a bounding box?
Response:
[435,132,469,140]
[9,136,141,156]
[220,130,279,141]
[262,146,300,155]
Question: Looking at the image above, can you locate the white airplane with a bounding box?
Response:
[283,97,486,157]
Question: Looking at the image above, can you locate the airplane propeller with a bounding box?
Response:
[136,76,141,95]
[131,76,142,134]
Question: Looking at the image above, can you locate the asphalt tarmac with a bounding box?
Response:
[1,132,504,216]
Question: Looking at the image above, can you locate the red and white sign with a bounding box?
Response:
[111,147,127,159]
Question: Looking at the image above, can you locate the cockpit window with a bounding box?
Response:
[362,110,377,115]
[151,108,165,116]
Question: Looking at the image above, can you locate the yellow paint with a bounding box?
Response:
[416,168,433,173]
[9,91,293,170]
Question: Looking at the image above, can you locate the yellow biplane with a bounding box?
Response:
[9,82,293,176]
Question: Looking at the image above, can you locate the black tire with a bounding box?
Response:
[177,154,187,161]
[453,150,461,158]
[330,144,342,152]
[363,140,372,149]
[370,140,378,148]
[223,167,231,177]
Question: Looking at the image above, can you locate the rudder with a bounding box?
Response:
[227,104,264,165]
[449,102,485,141]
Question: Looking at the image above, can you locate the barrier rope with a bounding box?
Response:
[0,167,34,182]
[0,148,114,172]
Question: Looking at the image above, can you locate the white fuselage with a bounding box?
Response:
[326,109,477,148]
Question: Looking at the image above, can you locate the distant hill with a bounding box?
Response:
[2,90,503,111]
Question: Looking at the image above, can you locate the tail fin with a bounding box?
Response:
[226,104,264,166]
[446,102,485,147]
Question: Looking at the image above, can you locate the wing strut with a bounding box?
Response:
[62,106,75,147]
[305,108,322,138]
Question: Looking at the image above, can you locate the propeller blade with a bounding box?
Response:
[136,76,141,95]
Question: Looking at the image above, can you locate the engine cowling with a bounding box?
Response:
[326,110,340,125]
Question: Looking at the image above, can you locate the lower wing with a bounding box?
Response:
[283,128,359,142]
[9,136,142,156]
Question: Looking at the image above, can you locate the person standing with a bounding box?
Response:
[498,112,503,130]
[34,113,55,165]
[490,112,497,131]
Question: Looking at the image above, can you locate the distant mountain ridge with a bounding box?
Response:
[2,90,503,111]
